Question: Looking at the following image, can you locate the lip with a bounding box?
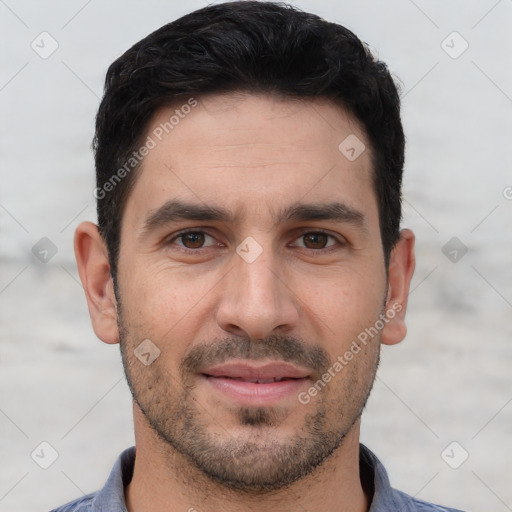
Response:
[202,361,311,380]
[200,361,311,405]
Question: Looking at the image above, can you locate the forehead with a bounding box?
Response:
[124,93,377,228]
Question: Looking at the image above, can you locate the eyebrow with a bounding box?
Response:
[141,199,366,235]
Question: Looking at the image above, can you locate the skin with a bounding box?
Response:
[75,93,415,512]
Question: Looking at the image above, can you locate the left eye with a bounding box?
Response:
[293,232,337,250]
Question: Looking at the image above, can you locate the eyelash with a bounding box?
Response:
[166,229,344,254]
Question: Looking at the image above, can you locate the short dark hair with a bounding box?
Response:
[94,0,404,278]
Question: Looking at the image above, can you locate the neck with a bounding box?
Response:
[125,406,370,512]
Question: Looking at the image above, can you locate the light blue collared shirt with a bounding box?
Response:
[50,444,465,511]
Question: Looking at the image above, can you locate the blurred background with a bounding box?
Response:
[1,1,511,510]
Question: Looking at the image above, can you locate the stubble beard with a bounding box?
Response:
[117,307,381,494]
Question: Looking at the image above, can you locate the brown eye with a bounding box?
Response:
[168,231,218,252]
[302,232,329,249]
[180,232,206,248]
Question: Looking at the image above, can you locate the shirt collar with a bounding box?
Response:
[92,446,134,512]
[360,443,409,510]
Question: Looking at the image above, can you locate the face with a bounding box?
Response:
[112,93,395,491]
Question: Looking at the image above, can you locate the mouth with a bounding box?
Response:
[211,376,300,383]
[200,361,311,404]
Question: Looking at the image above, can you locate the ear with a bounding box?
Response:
[74,221,119,344]
[381,228,415,346]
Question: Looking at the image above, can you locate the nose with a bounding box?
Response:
[215,247,300,340]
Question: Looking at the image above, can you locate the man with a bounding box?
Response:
[51,2,464,511]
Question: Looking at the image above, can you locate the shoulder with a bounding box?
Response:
[48,446,135,512]
[48,491,96,512]
[359,444,466,512]
[392,488,467,512]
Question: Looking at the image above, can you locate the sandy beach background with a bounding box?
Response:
[1,1,511,511]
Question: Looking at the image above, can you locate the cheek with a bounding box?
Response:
[120,263,215,341]
[299,267,386,343]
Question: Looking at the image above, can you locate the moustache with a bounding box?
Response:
[180,334,331,380]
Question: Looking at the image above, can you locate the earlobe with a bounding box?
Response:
[381,229,415,346]
[74,221,120,344]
